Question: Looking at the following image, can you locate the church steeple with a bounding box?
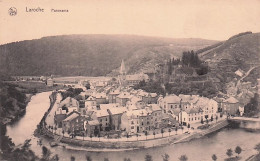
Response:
[120,59,126,75]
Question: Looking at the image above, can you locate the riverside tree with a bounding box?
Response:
[162,153,170,161]
[226,148,233,158]
[212,154,217,161]
[86,155,92,161]
[145,154,153,161]
[179,155,188,161]
[235,146,242,157]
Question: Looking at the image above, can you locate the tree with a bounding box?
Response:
[205,115,209,124]
[255,143,260,152]
[162,153,170,161]
[42,146,51,160]
[226,148,233,158]
[98,133,101,142]
[212,154,217,161]
[206,119,209,125]
[168,128,171,136]
[52,154,59,161]
[124,158,131,161]
[145,154,153,161]
[126,133,129,141]
[179,155,188,161]
[71,156,76,161]
[211,115,213,122]
[235,146,242,157]
[153,131,156,138]
[201,118,204,124]
[145,131,148,140]
[161,129,164,137]
[62,130,65,137]
[90,134,93,141]
[86,155,92,161]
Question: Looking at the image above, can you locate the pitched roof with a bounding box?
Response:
[117,92,132,99]
[63,113,79,121]
[60,97,79,108]
[149,104,161,111]
[225,97,239,104]
[87,120,100,126]
[163,94,181,104]
[108,107,127,115]
[95,110,109,117]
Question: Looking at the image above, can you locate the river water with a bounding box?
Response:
[6,92,260,161]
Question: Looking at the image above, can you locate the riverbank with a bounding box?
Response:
[41,120,229,151]
[37,92,230,150]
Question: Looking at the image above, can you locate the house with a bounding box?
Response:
[125,73,149,87]
[223,97,240,115]
[179,108,203,125]
[62,112,86,134]
[85,96,97,111]
[85,120,100,136]
[94,92,107,105]
[108,89,120,103]
[107,107,127,130]
[116,92,132,106]
[54,108,67,128]
[92,110,110,131]
[59,97,79,113]
[158,94,181,113]
[126,96,145,110]
[47,78,54,86]
[146,104,162,128]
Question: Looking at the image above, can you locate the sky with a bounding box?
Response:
[0,0,260,44]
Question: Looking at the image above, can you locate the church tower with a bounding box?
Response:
[119,60,127,87]
[120,59,126,75]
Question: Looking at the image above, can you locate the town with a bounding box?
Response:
[32,59,258,143]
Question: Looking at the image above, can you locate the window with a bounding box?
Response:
[106,118,107,121]
[131,126,134,129]
[100,119,102,122]
[131,121,134,124]
[171,105,173,109]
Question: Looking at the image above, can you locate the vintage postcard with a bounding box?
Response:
[0,0,260,161]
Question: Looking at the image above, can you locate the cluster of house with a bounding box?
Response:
[54,87,161,136]
[53,81,230,137]
[216,80,258,116]
[51,60,257,138]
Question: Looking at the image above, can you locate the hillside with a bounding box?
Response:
[198,32,260,84]
[0,35,217,76]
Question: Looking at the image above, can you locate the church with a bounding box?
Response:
[118,60,149,87]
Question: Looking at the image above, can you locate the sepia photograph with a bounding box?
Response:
[0,0,260,160]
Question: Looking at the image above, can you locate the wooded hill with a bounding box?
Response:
[0,35,216,76]
[198,32,260,85]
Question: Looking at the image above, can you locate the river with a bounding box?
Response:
[6,92,260,161]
